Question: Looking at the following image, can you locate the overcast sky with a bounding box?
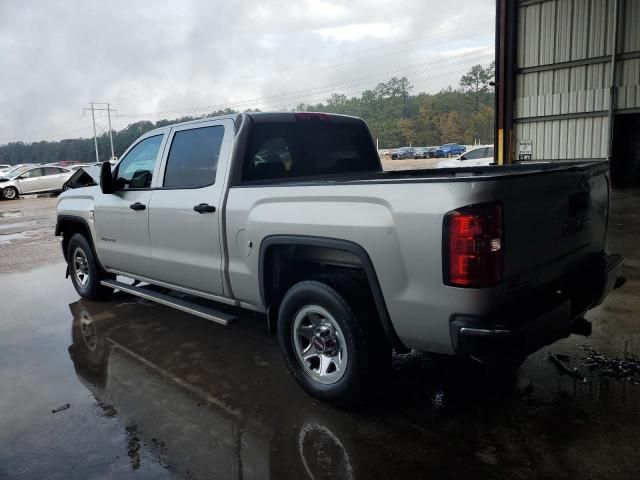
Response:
[0,0,495,145]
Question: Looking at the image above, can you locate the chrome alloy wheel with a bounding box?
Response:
[292,305,349,385]
[3,188,16,199]
[80,313,97,351]
[72,247,90,288]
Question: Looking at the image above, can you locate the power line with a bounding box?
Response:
[264,60,495,111]
[9,48,494,144]
[181,19,495,96]
[118,47,494,119]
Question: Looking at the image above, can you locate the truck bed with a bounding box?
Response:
[236,160,608,186]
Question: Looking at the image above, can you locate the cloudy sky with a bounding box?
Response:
[0,0,495,145]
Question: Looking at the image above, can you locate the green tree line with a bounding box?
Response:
[0,63,494,165]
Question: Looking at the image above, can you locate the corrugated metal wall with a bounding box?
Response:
[514,0,640,161]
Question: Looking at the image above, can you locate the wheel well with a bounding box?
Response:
[262,244,365,308]
[261,241,406,351]
[57,218,93,260]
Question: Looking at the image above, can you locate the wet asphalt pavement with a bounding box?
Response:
[1,190,639,479]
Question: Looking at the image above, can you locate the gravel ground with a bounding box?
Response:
[0,196,61,274]
[381,156,440,170]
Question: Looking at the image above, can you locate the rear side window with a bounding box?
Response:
[164,126,224,188]
[242,120,379,182]
[44,167,67,175]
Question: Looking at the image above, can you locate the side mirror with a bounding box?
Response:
[100,161,115,194]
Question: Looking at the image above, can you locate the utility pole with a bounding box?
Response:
[83,102,117,163]
[89,103,99,163]
[106,103,115,161]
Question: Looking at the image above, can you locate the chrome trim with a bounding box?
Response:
[100,279,235,326]
[459,327,512,336]
[105,268,239,306]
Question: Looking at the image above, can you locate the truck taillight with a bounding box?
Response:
[444,203,503,287]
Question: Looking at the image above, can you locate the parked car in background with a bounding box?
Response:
[0,164,11,174]
[413,147,429,159]
[0,165,30,180]
[68,164,94,172]
[425,147,438,158]
[0,165,72,199]
[437,145,495,168]
[436,143,466,157]
[391,147,416,160]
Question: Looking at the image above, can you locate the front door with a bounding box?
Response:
[93,133,166,277]
[16,167,47,193]
[148,120,232,295]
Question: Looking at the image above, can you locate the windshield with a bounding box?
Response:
[1,165,29,179]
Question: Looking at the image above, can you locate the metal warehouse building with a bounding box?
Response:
[496,0,640,187]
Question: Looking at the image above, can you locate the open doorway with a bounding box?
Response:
[611,113,640,188]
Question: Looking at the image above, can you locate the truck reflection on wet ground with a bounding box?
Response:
[1,189,639,479]
[63,289,640,479]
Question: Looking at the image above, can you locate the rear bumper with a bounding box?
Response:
[450,253,625,363]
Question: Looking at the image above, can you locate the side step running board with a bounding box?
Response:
[100,279,236,326]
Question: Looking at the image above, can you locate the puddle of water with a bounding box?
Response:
[0,231,32,244]
[0,220,38,231]
[0,227,52,245]
[0,210,22,218]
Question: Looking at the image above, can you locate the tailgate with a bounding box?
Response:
[500,162,609,284]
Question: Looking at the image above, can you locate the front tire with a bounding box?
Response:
[2,187,18,200]
[67,234,113,300]
[277,278,390,406]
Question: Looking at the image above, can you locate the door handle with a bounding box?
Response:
[193,203,216,213]
[129,202,146,211]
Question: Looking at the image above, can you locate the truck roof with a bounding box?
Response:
[143,111,364,136]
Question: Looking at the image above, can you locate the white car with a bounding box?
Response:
[68,164,94,172]
[436,145,495,168]
[0,165,73,200]
[0,164,11,174]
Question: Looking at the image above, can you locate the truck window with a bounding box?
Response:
[114,135,163,189]
[163,126,224,188]
[242,120,379,182]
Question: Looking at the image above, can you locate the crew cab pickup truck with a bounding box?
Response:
[56,112,624,405]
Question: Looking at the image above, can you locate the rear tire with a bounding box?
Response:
[277,276,390,407]
[67,233,114,300]
[2,187,18,200]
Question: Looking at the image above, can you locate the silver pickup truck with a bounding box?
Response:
[56,112,624,405]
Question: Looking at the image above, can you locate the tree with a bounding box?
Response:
[460,64,493,110]
[326,93,348,109]
[438,112,465,143]
[0,67,495,161]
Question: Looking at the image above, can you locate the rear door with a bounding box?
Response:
[93,132,166,277]
[42,167,71,191]
[148,119,234,295]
